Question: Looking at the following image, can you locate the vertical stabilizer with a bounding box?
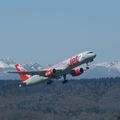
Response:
[15,64,31,81]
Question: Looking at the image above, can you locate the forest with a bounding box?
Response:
[0,78,120,120]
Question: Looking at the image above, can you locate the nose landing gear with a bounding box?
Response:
[86,63,89,70]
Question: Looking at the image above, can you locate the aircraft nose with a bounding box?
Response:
[93,53,96,58]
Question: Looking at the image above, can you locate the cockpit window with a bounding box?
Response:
[88,52,93,54]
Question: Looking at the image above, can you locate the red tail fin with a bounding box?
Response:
[15,64,31,81]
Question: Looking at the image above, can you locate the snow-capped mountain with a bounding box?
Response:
[0,58,120,80]
[80,61,120,79]
[0,58,15,68]
[0,58,44,80]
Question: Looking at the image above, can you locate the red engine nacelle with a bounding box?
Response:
[70,68,84,76]
[45,68,56,77]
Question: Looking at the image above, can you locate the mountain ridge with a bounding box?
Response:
[0,58,120,80]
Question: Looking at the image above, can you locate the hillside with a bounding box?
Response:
[0,78,120,120]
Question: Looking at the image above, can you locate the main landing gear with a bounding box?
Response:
[62,74,68,84]
[86,63,89,70]
[47,80,53,85]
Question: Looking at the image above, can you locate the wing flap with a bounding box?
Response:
[8,71,45,76]
[8,64,64,77]
[9,69,63,76]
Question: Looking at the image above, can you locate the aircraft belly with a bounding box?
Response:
[25,75,48,85]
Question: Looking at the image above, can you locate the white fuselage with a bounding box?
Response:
[52,51,96,75]
[18,51,96,86]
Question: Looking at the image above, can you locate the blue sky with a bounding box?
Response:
[0,0,120,64]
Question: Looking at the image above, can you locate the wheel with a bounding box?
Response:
[62,80,68,84]
[47,80,53,85]
[86,66,89,69]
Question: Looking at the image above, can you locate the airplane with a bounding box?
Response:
[9,51,96,87]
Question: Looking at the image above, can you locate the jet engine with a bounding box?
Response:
[45,68,56,77]
[20,75,48,87]
[70,68,84,76]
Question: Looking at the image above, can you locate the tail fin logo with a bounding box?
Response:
[15,64,31,81]
[16,64,26,72]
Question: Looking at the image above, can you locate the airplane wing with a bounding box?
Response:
[9,68,63,77]
[8,70,45,76]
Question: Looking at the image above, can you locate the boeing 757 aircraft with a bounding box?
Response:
[9,51,96,87]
